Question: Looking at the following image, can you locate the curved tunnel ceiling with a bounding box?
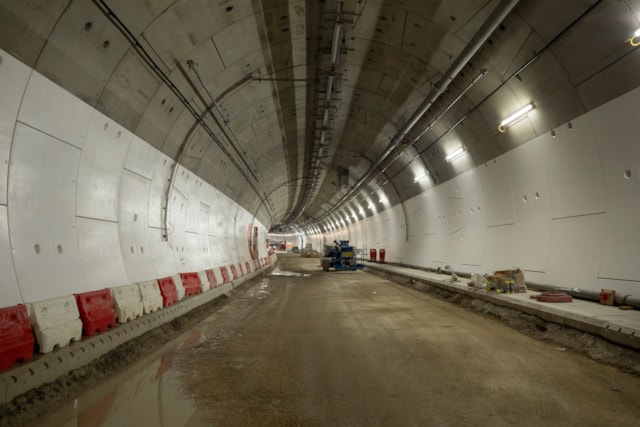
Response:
[2,0,640,232]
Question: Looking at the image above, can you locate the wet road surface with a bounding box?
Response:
[33,254,640,426]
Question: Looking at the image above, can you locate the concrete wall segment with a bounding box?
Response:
[8,124,85,302]
[0,49,31,207]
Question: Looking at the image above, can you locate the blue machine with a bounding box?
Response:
[322,240,364,271]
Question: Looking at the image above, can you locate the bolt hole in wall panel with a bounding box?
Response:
[8,124,86,302]
[590,86,640,286]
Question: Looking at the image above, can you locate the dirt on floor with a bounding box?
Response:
[2,257,640,426]
[380,272,640,376]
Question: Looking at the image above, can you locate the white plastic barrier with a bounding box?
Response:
[237,263,245,277]
[137,280,162,314]
[111,283,143,323]
[172,274,185,300]
[213,268,224,287]
[198,270,210,292]
[254,259,260,270]
[29,295,82,353]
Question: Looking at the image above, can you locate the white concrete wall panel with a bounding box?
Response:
[119,171,157,282]
[124,134,160,180]
[184,232,207,272]
[169,190,188,267]
[8,124,85,302]
[150,228,178,279]
[0,205,21,306]
[506,141,553,273]
[546,116,606,219]
[77,217,129,290]
[478,158,516,227]
[0,49,30,206]
[18,71,92,149]
[76,111,131,221]
[482,225,516,272]
[590,87,640,281]
[546,214,607,289]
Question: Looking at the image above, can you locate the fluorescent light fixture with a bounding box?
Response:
[413,171,428,183]
[498,103,534,132]
[635,28,640,37]
[323,108,329,126]
[352,214,357,220]
[368,203,374,210]
[379,196,387,204]
[445,147,466,163]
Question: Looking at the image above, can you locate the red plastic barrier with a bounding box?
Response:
[369,249,377,262]
[0,304,34,371]
[245,261,252,274]
[157,277,177,307]
[379,248,386,263]
[179,272,202,296]
[230,264,238,280]
[220,266,230,283]
[205,269,218,288]
[74,289,117,336]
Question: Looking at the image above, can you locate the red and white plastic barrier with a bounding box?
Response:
[220,266,231,283]
[179,272,202,296]
[75,289,117,336]
[198,270,211,291]
[0,304,34,371]
[137,280,163,313]
[29,296,82,353]
[229,264,238,280]
[157,276,178,307]
[111,284,143,323]
[205,269,218,289]
[172,274,186,300]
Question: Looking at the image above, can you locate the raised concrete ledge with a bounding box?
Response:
[364,262,640,351]
[0,267,271,405]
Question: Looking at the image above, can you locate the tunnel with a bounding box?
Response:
[1,0,640,425]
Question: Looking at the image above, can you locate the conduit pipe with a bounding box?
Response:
[315,0,520,222]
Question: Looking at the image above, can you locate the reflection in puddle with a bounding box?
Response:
[31,330,208,427]
[270,268,311,277]
[243,278,271,299]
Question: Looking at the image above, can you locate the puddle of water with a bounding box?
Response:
[30,330,209,427]
[270,268,311,277]
[242,278,271,299]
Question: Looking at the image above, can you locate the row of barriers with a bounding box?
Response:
[0,255,276,372]
[368,249,386,263]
